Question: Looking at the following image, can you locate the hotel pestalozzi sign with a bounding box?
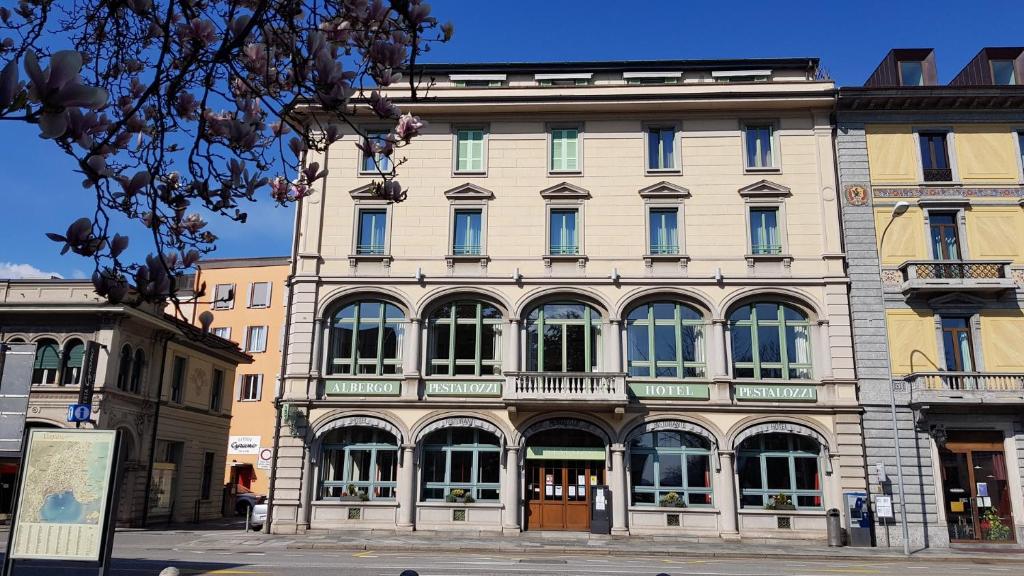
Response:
[324,380,401,396]
[733,384,817,402]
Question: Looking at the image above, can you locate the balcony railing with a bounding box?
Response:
[897,260,1015,294]
[905,372,1024,391]
[923,168,953,182]
[503,372,627,403]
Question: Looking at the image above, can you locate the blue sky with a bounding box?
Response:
[2,0,1023,278]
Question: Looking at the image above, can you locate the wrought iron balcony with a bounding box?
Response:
[923,168,953,182]
[503,372,627,406]
[897,260,1015,295]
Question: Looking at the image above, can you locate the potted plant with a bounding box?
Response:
[445,488,475,504]
[338,483,367,502]
[658,491,687,508]
[764,493,795,511]
[981,507,1011,541]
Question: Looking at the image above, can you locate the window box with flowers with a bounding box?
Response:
[764,493,796,511]
[444,488,476,504]
[338,483,371,502]
[658,491,687,508]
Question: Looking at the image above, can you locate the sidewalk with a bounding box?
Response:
[161,524,1024,564]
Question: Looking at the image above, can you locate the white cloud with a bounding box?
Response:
[0,262,64,279]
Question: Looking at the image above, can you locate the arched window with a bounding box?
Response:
[130,349,146,393]
[629,430,712,507]
[729,302,812,379]
[116,345,132,390]
[626,302,706,378]
[421,428,500,501]
[427,301,502,376]
[327,301,404,376]
[318,427,398,500]
[525,302,602,372]
[60,339,85,385]
[737,433,822,509]
[31,339,60,385]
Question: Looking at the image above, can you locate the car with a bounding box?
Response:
[248,503,268,530]
[233,484,266,518]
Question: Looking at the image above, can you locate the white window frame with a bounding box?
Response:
[638,182,690,261]
[239,373,263,401]
[452,125,489,176]
[211,327,231,340]
[351,204,393,257]
[247,281,272,309]
[358,126,394,176]
[643,122,682,174]
[741,121,781,173]
[912,127,961,185]
[540,182,591,262]
[212,283,235,310]
[547,123,584,175]
[244,325,268,353]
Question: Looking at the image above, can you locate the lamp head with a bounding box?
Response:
[198,310,214,333]
[892,201,910,217]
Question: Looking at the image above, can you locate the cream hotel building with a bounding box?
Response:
[270,58,865,541]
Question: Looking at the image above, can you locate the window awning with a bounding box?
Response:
[526,447,606,461]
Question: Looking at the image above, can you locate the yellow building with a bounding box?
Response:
[177,257,290,499]
[837,48,1024,548]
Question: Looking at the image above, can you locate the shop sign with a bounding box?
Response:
[324,380,401,396]
[629,381,710,400]
[734,384,816,402]
[526,446,606,461]
[228,435,261,455]
[425,380,502,397]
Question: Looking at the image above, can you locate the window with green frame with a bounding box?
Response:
[428,302,503,376]
[749,207,781,255]
[525,302,602,372]
[729,303,812,380]
[318,427,398,500]
[421,428,501,501]
[737,433,822,509]
[626,302,706,378]
[549,208,579,255]
[60,339,85,385]
[327,301,404,375]
[550,128,579,172]
[31,338,60,385]
[629,430,713,506]
[455,129,485,173]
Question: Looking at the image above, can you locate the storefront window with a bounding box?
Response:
[626,302,706,378]
[629,430,712,506]
[737,433,822,509]
[327,301,404,375]
[525,302,602,372]
[427,301,503,376]
[421,428,500,501]
[729,302,812,379]
[318,427,398,500]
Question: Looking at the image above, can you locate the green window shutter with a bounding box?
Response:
[65,342,85,368]
[470,132,484,171]
[457,135,470,171]
[34,342,60,369]
[551,132,564,171]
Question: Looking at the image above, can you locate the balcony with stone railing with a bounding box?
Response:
[904,371,1024,406]
[503,371,628,411]
[897,260,1015,296]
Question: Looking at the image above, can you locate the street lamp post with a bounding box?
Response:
[879,200,911,556]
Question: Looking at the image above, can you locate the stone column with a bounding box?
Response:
[310,318,324,376]
[402,319,421,377]
[710,319,727,377]
[502,445,521,531]
[815,320,833,380]
[607,319,622,372]
[718,451,739,537]
[610,444,628,535]
[826,453,843,514]
[507,319,521,371]
[397,444,416,530]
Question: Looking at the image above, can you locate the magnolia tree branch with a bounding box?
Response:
[0,0,451,305]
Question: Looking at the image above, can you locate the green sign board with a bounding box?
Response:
[324,380,401,396]
[425,380,502,397]
[526,446,606,461]
[629,382,710,400]
[734,384,817,402]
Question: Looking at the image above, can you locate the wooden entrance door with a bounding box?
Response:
[525,460,603,531]
[940,432,1015,543]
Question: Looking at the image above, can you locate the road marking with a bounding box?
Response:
[353,550,379,558]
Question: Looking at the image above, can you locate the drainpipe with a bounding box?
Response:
[140,333,170,527]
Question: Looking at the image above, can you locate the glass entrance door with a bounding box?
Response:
[941,432,1015,543]
[525,460,604,531]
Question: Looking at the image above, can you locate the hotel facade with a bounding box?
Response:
[268,58,867,540]
[836,48,1024,548]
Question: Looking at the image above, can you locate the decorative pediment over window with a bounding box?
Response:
[927,293,988,310]
[738,179,791,199]
[539,181,591,200]
[443,182,495,201]
[349,183,378,200]
[638,181,690,200]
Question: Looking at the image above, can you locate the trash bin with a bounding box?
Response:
[826,508,843,547]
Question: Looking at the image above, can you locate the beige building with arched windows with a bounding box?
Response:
[269,58,866,541]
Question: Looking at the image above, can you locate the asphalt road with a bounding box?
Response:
[7,548,1024,576]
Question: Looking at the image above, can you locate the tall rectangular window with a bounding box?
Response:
[240,374,262,401]
[749,208,781,255]
[941,317,974,372]
[991,60,1017,85]
[201,452,215,500]
[647,127,676,171]
[170,356,186,403]
[919,132,952,182]
[210,368,224,412]
[357,209,387,255]
[244,326,268,353]
[212,283,234,310]
[360,130,392,173]
[899,61,924,86]
[929,213,961,260]
[452,210,482,255]
[248,282,271,308]
[550,128,579,172]
[648,208,679,254]
[455,129,485,173]
[1018,132,1024,176]
[744,124,774,169]
[549,209,579,255]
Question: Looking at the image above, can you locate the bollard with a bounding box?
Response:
[399,571,419,576]
[159,568,180,576]
[245,506,251,533]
